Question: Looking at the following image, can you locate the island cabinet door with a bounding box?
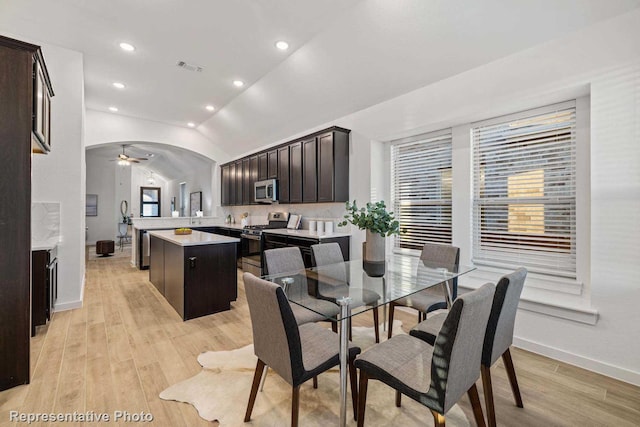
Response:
[149,236,165,295]
[183,243,237,319]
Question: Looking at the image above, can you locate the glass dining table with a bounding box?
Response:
[263,253,475,427]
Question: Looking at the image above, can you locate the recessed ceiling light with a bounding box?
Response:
[187,122,195,128]
[233,80,244,88]
[275,41,289,51]
[205,105,215,112]
[119,42,135,52]
[112,82,125,89]
[108,106,118,112]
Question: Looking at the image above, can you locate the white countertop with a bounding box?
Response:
[32,238,59,251]
[263,228,351,240]
[148,230,240,246]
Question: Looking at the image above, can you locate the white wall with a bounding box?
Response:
[85,109,230,164]
[29,41,86,311]
[217,10,640,384]
[85,152,116,244]
[165,163,215,217]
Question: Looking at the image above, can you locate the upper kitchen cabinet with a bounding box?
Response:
[289,141,303,203]
[318,130,349,202]
[257,152,268,181]
[31,51,54,154]
[302,137,317,203]
[0,35,54,391]
[219,126,350,206]
[277,146,290,203]
[242,158,251,205]
[267,150,278,179]
[234,160,243,205]
[221,165,230,206]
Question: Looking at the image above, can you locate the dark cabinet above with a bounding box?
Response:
[220,126,350,206]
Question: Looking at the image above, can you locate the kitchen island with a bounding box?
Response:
[148,230,239,320]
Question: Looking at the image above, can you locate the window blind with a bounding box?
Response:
[472,102,577,278]
[392,130,452,250]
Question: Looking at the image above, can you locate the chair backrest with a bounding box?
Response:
[482,267,527,366]
[243,272,305,386]
[420,243,460,299]
[263,247,305,275]
[428,282,495,413]
[311,242,344,265]
[311,243,348,283]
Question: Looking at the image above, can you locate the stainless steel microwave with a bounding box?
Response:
[254,179,277,203]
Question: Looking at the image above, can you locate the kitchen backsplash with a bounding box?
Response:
[32,202,60,246]
[222,202,350,231]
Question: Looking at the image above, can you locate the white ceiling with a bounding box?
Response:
[2,0,640,158]
[86,143,213,181]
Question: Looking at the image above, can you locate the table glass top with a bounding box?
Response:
[262,254,475,320]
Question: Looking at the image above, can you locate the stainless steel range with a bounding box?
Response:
[240,212,289,276]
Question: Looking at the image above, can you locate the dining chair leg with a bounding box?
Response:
[291,385,300,427]
[481,365,496,427]
[395,390,402,407]
[430,410,446,427]
[418,310,422,323]
[244,359,265,422]
[467,383,486,427]
[502,348,524,408]
[357,371,369,427]
[348,356,359,420]
[331,321,338,333]
[387,303,395,339]
[313,376,318,389]
[372,306,380,343]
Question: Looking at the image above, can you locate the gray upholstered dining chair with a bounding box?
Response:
[387,242,460,338]
[243,273,361,426]
[263,247,341,326]
[311,243,382,343]
[410,268,527,427]
[355,282,495,427]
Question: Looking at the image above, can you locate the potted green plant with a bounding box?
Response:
[339,200,400,276]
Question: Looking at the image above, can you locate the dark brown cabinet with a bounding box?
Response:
[318,131,350,202]
[220,126,350,206]
[235,160,243,205]
[277,146,290,203]
[258,153,268,181]
[31,248,57,337]
[302,138,317,203]
[289,141,303,203]
[267,150,278,179]
[242,158,251,205]
[0,35,54,391]
[229,162,237,205]
[263,233,350,268]
[149,235,238,320]
[221,165,230,206]
[250,155,258,204]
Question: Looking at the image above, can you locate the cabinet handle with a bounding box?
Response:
[188,257,197,268]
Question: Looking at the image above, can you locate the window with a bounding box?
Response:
[472,101,576,278]
[391,129,452,251]
[140,186,161,217]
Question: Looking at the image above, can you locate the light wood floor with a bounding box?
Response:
[1,247,639,426]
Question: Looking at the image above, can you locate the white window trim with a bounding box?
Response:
[387,97,592,322]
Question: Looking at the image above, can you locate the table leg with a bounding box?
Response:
[337,296,352,427]
[444,279,454,309]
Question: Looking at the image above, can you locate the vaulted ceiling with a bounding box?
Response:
[2,0,639,158]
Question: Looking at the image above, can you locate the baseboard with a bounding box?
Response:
[513,336,640,387]
[53,299,83,312]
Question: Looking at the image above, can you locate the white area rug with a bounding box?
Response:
[160,321,470,426]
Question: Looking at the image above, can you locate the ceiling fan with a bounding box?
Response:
[114,145,148,165]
